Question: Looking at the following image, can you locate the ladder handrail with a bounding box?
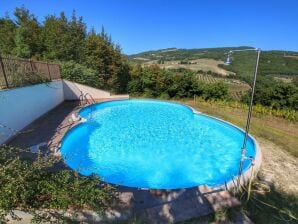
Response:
[84,92,96,104]
[78,91,85,107]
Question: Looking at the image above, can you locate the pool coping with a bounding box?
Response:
[190,108,262,191]
[59,98,262,192]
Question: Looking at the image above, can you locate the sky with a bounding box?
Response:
[1,0,298,54]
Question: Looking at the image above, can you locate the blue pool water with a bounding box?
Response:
[60,99,256,189]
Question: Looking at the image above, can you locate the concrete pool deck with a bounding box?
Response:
[7,100,251,223]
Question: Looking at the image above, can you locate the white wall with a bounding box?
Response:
[0,80,64,144]
[0,79,129,144]
[63,80,111,100]
[62,80,129,100]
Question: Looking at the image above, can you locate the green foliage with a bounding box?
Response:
[0,7,130,93]
[83,30,131,93]
[129,65,229,100]
[293,76,298,86]
[0,16,16,55]
[241,76,298,110]
[131,47,298,78]
[201,81,229,101]
[14,6,44,58]
[42,11,87,62]
[131,47,298,110]
[60,61,102,88]
[129,46,251,62]
[0,145,115,221]
[42,13,72,60]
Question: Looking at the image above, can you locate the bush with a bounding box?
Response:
[241,77,298,110]
[0,145,115,222]
[159,92,170,100]
[60,61,103,88]
[128,65,229,101]
[202,81,229,100]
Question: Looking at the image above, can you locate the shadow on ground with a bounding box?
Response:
[9,101,80,150]
[114,185,240,223]
[240,177,298,224]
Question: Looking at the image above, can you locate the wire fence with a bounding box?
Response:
[0,56,61,89]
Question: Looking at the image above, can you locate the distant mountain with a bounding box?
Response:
[129,46,254,61]
[129,47,298,79]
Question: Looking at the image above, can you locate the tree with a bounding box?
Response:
[60,61,101,88]
[0,6,133,93]
[43,14,69,60]
[14,6,43,58]
[83,28,130,93]
[68,11,86,62]
[0,14,16,55]
[202,81,229,100]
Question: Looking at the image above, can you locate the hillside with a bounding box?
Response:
[129,47,298,81]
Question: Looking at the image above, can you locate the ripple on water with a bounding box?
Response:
[60,100,256,189]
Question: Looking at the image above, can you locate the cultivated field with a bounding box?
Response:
[195,74,251,100]
[144,59,232,76]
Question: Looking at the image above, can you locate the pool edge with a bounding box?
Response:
[60,98,262,192]
[189,104,262,191]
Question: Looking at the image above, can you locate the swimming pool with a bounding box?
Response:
[60,99,258,189]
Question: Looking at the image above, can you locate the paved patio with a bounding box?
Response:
[9,101,80,152]
[7,100,247,223]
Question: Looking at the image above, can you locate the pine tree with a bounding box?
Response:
[43,12,70,60]
[14,6,43,58]
[0,14,17,55]
[68,11,86,62]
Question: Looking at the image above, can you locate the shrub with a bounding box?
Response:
[129,65,229,101]
[60,61,103,88]
[202,81,229,100]
[0,145,115,222]
[159,92,170,100]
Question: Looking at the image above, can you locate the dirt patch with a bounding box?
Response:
[257,137,298,195]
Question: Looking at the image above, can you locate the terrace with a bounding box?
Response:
[0,57,253,223]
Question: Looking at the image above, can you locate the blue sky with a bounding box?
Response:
[1,0,298,54]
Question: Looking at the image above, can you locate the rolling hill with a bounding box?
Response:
[129,47,298,82]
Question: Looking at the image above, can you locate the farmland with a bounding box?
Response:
[143,58,232,76]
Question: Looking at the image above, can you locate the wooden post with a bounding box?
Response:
[46,62,52,80]
[29,59,34,72]
[0,56,9,88]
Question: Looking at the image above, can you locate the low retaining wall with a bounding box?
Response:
[0,80,64,144]
[62,80,129,100]
[0,80,129,144]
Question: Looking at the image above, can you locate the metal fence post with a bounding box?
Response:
[0,56,9,88]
